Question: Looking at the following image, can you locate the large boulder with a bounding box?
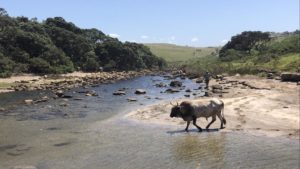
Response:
[280,72,300,82]
[170,80,182,87]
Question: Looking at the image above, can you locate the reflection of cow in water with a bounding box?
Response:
[170,98,226,132]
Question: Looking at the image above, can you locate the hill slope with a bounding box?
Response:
[145,43,219,64]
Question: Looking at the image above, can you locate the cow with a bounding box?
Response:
[170,98,226,132]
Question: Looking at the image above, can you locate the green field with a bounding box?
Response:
[145,43,219,64]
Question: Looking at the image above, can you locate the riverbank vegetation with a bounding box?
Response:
[0,8,166,77]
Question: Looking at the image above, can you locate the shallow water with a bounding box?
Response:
[0,76,299,169]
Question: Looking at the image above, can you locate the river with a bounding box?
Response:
[0,75,299,169]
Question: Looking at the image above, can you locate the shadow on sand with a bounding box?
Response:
[167,128,219,134]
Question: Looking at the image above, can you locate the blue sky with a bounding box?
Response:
[1,0,298,47]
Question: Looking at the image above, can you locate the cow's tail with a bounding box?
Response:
[220,100,226,125]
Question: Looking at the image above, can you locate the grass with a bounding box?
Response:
[0,82,13,88]
[262,53,300,72]
[145,43,219,64]
[184,53,300,75]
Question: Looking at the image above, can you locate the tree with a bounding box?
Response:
[220,31,270,58]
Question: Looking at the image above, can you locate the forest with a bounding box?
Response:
[0,8,166,77]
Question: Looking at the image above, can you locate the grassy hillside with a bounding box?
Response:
[145,43,218,64]
[183,31,300,75]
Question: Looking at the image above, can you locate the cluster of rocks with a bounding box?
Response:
[12,70,151,92]
[16,71,152,105]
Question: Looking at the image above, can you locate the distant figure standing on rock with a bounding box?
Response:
[204,71,211,89]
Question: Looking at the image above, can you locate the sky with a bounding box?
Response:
[1,0,298,47]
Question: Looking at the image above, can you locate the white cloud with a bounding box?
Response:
[108,33,120,38]
[141,35,149,39]
[191,37,199,42]
[221,39,228,43]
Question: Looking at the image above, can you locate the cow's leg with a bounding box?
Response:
[217,113,225,129]
[206,115,216,130]
[192,117,202,132]
[185,121,190,132]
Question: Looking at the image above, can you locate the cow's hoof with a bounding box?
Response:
[220,127,225,129]
[185,129,189,132]
[198,129,203,132]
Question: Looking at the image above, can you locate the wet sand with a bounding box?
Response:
[126,75,300,139]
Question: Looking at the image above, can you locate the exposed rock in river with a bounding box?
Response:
[135,89,146,94]
[169,80,182,87]
[113,90,126,95]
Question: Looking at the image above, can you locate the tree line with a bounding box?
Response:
[0,8,166,77]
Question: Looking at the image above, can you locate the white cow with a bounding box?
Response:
[170,98,226,132]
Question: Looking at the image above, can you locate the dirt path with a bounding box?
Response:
[126,75,300,139]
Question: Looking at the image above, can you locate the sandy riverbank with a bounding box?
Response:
[126,75,300,139]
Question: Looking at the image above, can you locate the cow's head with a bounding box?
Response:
[170,102,181,118]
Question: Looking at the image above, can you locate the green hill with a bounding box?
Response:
[184,30,300,75]
[145,43,219,64]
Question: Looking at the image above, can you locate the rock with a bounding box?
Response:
[34,96,49,103]
[184,94,190,97]
[127,98,137,102]
[73,98,84,100]
[215,75,224,80]
[86,90,98,96]
[267,73,274,79]
[274,76,281,80]
[0,107,5,111]
[55,90,64,97]
[212,84,222,90]
[62,95,73,98]
[212,89,223,93]
[59,102,68,107]
[154,97,163,100]
[113,90,126,95]
[280,72,300,82]
[170,80,182,87]
[155,82,167,87]
[12,165,37,169]
[195,77,204,83]
[24,99,33,104]
[165,88,180,93]
[144,96,151,99]
[185,89,192,92]
[204,91,212,97]
[135,89,146,94]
